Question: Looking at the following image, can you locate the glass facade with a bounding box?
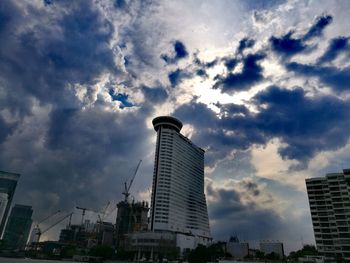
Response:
[0,171,20,237]
[3,204,33,250]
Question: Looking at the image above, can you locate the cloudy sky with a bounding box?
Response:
[1,0,350,252]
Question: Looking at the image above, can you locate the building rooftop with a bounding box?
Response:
[152,116,183,132]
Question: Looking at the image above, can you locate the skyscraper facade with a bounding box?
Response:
[306,169,350,261]
[150,116,211,240]
[0,171,20,237]
[3,204,33,250]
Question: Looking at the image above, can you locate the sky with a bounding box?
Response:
[1,0,350,253]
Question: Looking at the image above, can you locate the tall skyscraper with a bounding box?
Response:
[150,116,211,240]
[306,169,350,261]
[0,171,20,237]
[3,204,33,250]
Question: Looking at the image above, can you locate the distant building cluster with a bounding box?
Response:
[225,235,284,260]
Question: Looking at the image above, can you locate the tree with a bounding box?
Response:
[187,243,226,263]
[116,248,133,260]
[0,240,7,251]
[188,244,209,263]
[89,245,114,259]
[288,245,318,261]
[265,252,280,260]
[60,245,78,259]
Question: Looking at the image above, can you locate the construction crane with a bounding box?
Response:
[76,206,99,225]
[37,210,61,226]
[122,159,142,203]
[31,210,61,244]
[76,202,110,225]
[35,212,73,250]
[99,201,110,222]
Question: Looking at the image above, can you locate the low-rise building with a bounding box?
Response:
[124,231,178,260]
[259,241,284,259]
[226,236,249,259]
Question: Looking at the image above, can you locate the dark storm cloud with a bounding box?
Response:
[173,41,188,59]
[287,62,350,93]
[161,40,189,64]
[193,54,219,69]
[242,0,286,11]
[47,108,78,150]
[44,0,53,6]
[270,14,332,57]
[0,1,16,32]
[141,85,168,103]
[0,0,118,118]
[168,68,192,87]
[0,116,14,144]
[1,105,154,220]
[175,86,350,167]
[195,69,208,77]
[303,14,333,41]
[240,180,260,196]
[175,102,259,166]
[213,53,265,93]
[237,38,255,54]
[317,36,350,64]
[270,31,308,57]
[114,0,127,9]
[108,90,134,108]
[192,54,218,79]
[207,182,284,241]
[0,0,156,222]
[239,86,350,163]
[223,57,237,71]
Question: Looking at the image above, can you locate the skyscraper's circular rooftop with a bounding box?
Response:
[152,116,183,133]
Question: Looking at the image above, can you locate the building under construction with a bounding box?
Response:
[115,200,149,249]
[59,218,115,248]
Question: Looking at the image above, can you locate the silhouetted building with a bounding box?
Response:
[0,193,8,230]
[150,116,211,241]
[115,201,149,248]
[28,226,40,245]
[96,221,114,246]
[125,231,178,260]
[3,204,33,250]
[306,169,350,261]
[259,242,284,259]
[59,224,87,247]
[0,171,20,237]
[226,236,249,259]
[59,220,116,249]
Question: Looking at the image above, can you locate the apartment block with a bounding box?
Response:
[306,169,350,260]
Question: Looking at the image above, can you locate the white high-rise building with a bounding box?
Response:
[306,169,350,261]
[150,116,211,241]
